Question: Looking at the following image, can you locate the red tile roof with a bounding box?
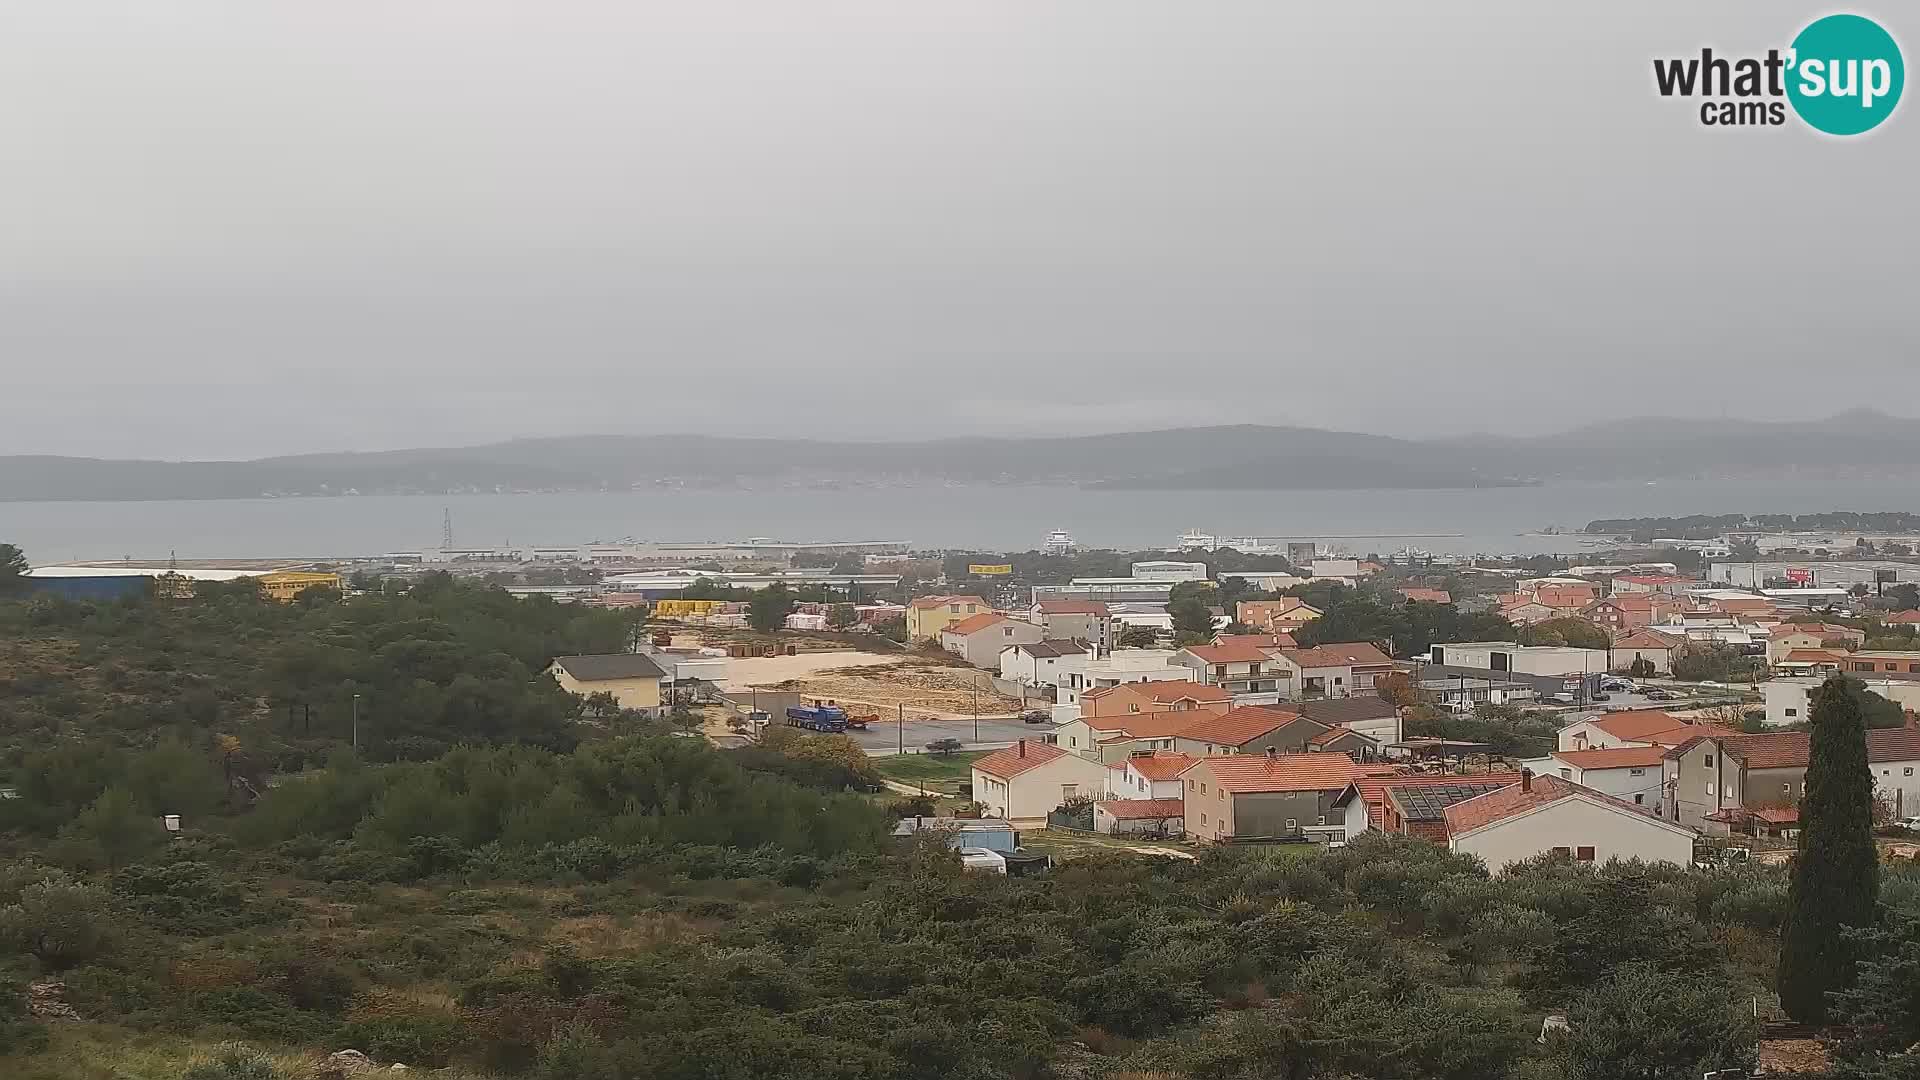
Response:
[1781,649,1847,664]
[1176,706,1302,747]
[1096,797,1187,820]
[1086,711,1208,739]
[1870,727,1920,762]
[1283,642,1394,669]
[1588,710,1736,746]
[1126,680,1233,704]
[1186,753,1385,794]
[1121,750,1198,780]
[1887,610,1920,624]
[1752,807,1799,825]
[1309,726,1373,747]
[1613,629,1682,649]
[1721,732,1809,770]
[972,740,1070,779]
[1442,774,1671,837]
[1553,746,1669,770]
[1214,632,1298,649]
[942,612,1006,636]
[1398,588,1453,604]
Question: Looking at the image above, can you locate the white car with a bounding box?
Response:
[1899,816,1920,833]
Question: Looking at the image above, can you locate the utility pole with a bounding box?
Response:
[352,693,361,750]
[972,676,980,743]
[897,703,904,755]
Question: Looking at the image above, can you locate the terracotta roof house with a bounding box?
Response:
[940,612,1045,668]
[969,739,1109,821]
[1442,772,1696,873]
[1214,632,1298,649]
[1662,725,1920,829]
[1610,628,1685,675]
[1887,609,1920,625]
[1104,749,1199,801]
[1557,709,1740,752]
[1180,751,1393,843]
[1081,679,1233,718]
[1397,588,1453,604]
[1235,597,1323,634]
[1093,797,1187,837]
[1333,772,1522,837]
[1287,695,1404,744]
[1277,642,1395,698]
[905,595,990,641]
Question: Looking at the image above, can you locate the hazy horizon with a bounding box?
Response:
[4,2,1913,459]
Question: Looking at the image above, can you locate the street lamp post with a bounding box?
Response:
[351,693,361,750]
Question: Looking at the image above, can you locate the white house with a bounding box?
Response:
[1103,750,1196,799]
[998,639,1094,687]
[1443,773,1697,874]
[1057,649,1188,707]
[1765,676,1920,727]
[1429,642,1609,676]
[1555,709,1734,753]
[1609,629,1684,676]
[969,740,1110,821]
[1129,560,1209,582]
[941,613,1045,669]
[1516,746,1667,811]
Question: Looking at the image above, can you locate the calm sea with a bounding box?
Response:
[6,478,1920,563]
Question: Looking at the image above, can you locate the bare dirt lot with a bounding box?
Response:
[718,652,1022,721]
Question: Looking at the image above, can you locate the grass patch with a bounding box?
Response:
[873,751,984,793]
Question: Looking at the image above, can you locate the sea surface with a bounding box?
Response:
[6,477,1920,563]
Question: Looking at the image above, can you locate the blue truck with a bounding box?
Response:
[785,701,850,733]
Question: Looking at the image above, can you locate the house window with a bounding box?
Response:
[1200,783,1207,794]
[1200,812,1207,825]
[1706,782,1715,795]
[1285,818,1298,830]
[1334,677,1344,685]
[1785,708,1798,717]
[1552,846,1571,856]
[1062,785,1078,800]
[1576,846,1596,862]
[1129,704,1140,713]
[1704,754,1714,768]
[1634,793,1645,805]
[949,604,960,614]
[1782,782,1792,794]
[1630,768,1646,776]
[1316,815,1326,826]
[1069,737,1076,747]
[1559,768,1572,779]
[1907,768,1915,777]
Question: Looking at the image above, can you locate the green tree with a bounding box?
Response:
[1888,582,1920,611]
[54,787,161,871]
[181,1044,287,1080]
[1115,624,1161,649]
[1778,675,1882,1024]
[1627,656,1656,679]
[0,878,115,969]
[825,604,858,629]
[1168,581,1216,645]
[0,543,26,595]
[1556,964,1758,1080]
[1518,617,1611,651]
[748,584,796,633]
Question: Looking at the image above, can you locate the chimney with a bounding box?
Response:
[1265,746,1277,762]
[1520,768,1533,793]
[1018,739,1026,758]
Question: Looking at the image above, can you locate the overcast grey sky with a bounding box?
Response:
[1,2,1913,459]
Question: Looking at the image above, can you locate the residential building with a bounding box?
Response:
[1764,675,1920,726]
[1093,798,1186,837]
[1661,725,1920,827]
[1286,696,1403,744]
[1518,746,1668,809]
[1029,600,1113,650]
[905,595,988,641]
[1174,707,1338,757]
[1056,650,1190,707]
[1311,558,1362,580]
[1581,594,1677,632]
[1235,597,1322,634]
[969,739,1110,820]
[1775,649,1848,677]
[940,613,1045,668]
[1397,587,1452,604]
[1334,773,1521,841]
[998,639,1095,687]
[1767,622,1867,662]
[1080,679,1232,719]
[1610,629,1685,675]
[1844,650,1920,677]
[1180,750,1386,843]
[1499,600,1561,626]
[1557,709,1739,753]
[1444,773,1697,873]
[1284,642,1395,698]
[1215,631,1297,649]
[1055,711,1200,762]
[1103,750,1197,799]
[549,653,666,716]
[1175,640,1294,703]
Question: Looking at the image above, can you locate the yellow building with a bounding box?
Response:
[256,571,342,603]
[905,594,989,641]
[550,654,666,715]
[652,598,728,618]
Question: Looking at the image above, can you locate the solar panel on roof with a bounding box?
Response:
[1389,781,1513,821]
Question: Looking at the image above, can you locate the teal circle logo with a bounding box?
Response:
[1787,14,1904,135]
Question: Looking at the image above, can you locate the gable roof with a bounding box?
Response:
[1104,679,1233,705]
[1781,649,1847,664]
[1282,642,1394,669]
[1870,727,1920,762]
[1552,746,1670,770]
[1035,599,1110,616]
[1387,778,1523,824]
[1215,632,1298,649]
[972,740,1072,779]
[1287,696,1400,726]
[1886,610,1920,624]
[1309,726,1375,748]
[1086,711,1208,739]
[1185,753,1385,794]
[943,612,1007,636]
[1586,710,1726,746]
[1333,771,1521,829]
[1176,706,1305,747]
[1011,638,1092,658]
[1122,750,1199,780]
[1442,774,1690,840]
[552,654,667,681]
[1397,588,1453,604]
[1613,629,1683,649]
[1096,797,1187,820]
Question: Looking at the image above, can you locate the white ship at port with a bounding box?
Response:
[1043,529,1076,555]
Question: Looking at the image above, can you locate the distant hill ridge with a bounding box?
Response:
[2,411,1915,501]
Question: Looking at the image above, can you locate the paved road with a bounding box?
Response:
[851,716,1046,754]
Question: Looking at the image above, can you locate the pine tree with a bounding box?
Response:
[1778,675,1881,1024]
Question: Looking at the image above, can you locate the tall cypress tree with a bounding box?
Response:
[1778,675,1881,1024]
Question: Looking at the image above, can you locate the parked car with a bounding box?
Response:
[1643,688,1675,701]
[1547,693,1576,705]
[1590,692,1611,702]
[1021,709,1050,724]
[1898,816,1920,833]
